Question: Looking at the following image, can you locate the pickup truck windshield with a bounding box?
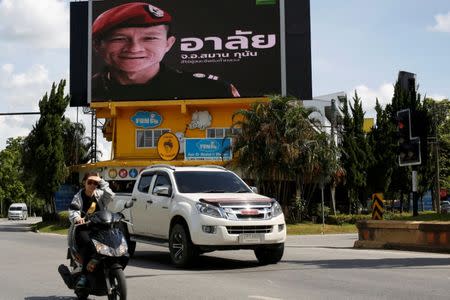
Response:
[174,171,252,193]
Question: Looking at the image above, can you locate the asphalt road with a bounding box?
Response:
[0,219,449,300]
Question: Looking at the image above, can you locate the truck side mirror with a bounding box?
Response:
[124,200,134,209]
[154,185,171,197]
[250,186,258,193]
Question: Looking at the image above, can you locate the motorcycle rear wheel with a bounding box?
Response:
[108,268,127,300]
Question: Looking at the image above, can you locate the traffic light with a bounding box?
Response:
[397,109,421,166]
[397,109,411,145]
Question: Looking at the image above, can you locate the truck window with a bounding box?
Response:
[152,174,171,193]
[108,180,135,193]
[174,171,251,193]
[137,173,154,193]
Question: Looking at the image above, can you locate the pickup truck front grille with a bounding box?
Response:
[220,202,273,220]
[226,225,273,234]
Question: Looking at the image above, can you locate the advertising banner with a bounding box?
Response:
[90,0,281,102]
[184,138,232,161]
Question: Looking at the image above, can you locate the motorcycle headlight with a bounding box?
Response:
[271,200,283,218]
[92,237,128,257]
[196,202,224,219]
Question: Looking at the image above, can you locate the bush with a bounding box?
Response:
[41,211,71,227]
[314,204,331,223]
[58,211,71,227]
[326,213,371,225]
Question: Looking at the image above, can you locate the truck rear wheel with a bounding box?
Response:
[169,224,196,268]
[254,243,284,265]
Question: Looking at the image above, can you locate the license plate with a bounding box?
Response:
[238,233,263,244]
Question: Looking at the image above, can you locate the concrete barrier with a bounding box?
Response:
[354,220,450,253]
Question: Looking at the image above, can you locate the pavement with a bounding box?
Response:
[0,217,42,232]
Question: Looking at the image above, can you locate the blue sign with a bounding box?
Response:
[131,111,162,128]
[129,168,138,178]
[185,138,232,161]
[55,184,77,212]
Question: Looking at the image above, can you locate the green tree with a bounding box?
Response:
[339,91,372,213]
[0,138,27,216]
[62,120,94,166]
[424,98,450,198]
[22,80,70,216]
[366,99,397,194]
[386,81,433,213]
[230,95,338,221]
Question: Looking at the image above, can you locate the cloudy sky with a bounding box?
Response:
[0,0,449,158]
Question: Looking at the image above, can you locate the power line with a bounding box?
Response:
[0,112,40,116]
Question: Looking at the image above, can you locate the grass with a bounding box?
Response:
[33,222,69,235]
[287,223,357,235]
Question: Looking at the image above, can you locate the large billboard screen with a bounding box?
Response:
[69,0,312,106]
[90,0,281,102]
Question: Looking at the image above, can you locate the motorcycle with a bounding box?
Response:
[58,200,134,300]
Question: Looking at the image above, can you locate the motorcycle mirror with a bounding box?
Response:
[124,200,134,209]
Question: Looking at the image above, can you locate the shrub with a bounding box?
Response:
[326,213,371,225]
[57,211,71,228]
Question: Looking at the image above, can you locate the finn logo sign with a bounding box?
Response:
[131,111,162,128]
[185,138,232,161]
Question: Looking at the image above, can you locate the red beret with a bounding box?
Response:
[93,2,172,40]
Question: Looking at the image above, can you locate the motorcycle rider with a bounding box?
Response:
[69,172,115,288]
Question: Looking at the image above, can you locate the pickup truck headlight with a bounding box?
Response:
[196,202,224,218]
[271,200,283,217]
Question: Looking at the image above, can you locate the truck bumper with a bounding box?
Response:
[189,214,286,247]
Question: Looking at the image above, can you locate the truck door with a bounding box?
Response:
[131,172,155,235]
[147,172,172,238]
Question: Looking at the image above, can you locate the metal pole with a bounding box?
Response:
[279,0,287,96]
[412,170,418,216]
[436,138,441,212]
[434,103,441,213]
[321,182,325,234]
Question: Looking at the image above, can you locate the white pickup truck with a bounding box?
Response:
[109,165,286,267]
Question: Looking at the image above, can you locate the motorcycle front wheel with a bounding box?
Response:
[108,268,127,300]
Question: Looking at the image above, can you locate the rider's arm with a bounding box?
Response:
[68,192,83,224]
[98,179,115,208]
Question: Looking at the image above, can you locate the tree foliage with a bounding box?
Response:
[339,91,372,212]
[62,120,94,166]
[22,80,70,213]
[230,95,339,219]
[0,138,27,216]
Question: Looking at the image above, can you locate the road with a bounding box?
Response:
[0,219,449,300]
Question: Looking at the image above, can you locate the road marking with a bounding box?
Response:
[248,296,283,300]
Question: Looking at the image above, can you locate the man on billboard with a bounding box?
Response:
[92,1,240,101]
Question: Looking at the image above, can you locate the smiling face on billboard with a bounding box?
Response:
[94,25,176,84]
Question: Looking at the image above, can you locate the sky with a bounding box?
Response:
[0,0,449,158]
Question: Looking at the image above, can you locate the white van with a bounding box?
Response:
[8,203,28,220]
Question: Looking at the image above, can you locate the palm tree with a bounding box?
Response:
[230,95,338,220]
[62,120,100,165]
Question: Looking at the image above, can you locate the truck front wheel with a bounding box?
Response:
[254,243,284,265]
[169,224,196,268]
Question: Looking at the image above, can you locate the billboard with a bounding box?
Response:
[69,0,312,106]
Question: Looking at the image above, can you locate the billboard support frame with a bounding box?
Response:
[279,0,287,97]
[87,0,93,104]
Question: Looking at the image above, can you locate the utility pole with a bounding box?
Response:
[433,102,441,213]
